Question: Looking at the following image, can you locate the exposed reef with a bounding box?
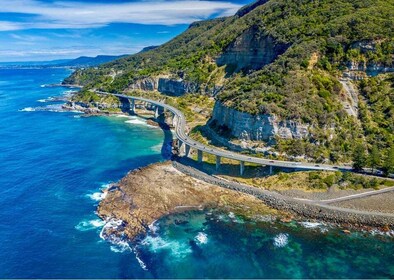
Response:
[97,162,281,242]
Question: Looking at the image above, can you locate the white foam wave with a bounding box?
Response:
[148,221,159,234]
[75,219,106,231]
[273,233,289,248]
[125,119,147,126]
[109,240,131,253]
[19,107,35,112]
[141,235,192,259]
[99,218,124,240]
[134,249,148,271]
[151,143,163,152]
[100,183,112,190]
[87,191,107,201]
[195,232,208,245]
[37,99,47,103]
[300,222,323,228]
[19,104,70,113]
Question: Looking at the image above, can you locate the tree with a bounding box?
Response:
[383,146,394,176]
[369,144,380,172]
[353,144,367,171]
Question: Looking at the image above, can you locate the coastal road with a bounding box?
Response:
[96,91,353,172]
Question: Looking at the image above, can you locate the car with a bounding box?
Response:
[315,165,320,167]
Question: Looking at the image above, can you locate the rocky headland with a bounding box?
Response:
[97,162,282,242]
[97,160,394,244]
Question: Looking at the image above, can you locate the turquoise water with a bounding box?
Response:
[0,68,393,278]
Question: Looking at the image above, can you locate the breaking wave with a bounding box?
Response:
[195,232,208,245]
[273,233,289,248]
[75,219,106,231]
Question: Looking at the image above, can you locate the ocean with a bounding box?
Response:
[0,67,393,278]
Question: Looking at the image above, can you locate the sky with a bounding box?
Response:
[0,0,251,62]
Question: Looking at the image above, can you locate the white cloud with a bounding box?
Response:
[0,48,86,57]
[0,0,242,30]
[0,21,25,31]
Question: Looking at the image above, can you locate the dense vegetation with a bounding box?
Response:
[254,170,394,191]
[65,0,394,168]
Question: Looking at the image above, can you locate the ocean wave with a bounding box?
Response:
[125,118,147,126]
[273,233,289,248]
[37,96,68,103]
[141,235,192,259]
[19,104,83,114]
[99,218,124,240]
[115,114,130,118]
[150,143,163,152]
[86,191,107,201]
[148,221,159,234]
[109,240,131,253]
[299,222,323,228]
[299,221,329,233]
[19,107,36,112]
[75,219,106,231]
[195,232,208,245]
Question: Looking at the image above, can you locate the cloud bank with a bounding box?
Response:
[0,0,242,30]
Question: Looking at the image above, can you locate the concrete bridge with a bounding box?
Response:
[96,91,353,175]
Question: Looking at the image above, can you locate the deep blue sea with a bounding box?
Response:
[0,68,393,279]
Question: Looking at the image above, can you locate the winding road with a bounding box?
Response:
[96,90,354,173]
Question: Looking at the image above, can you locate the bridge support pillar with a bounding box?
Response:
[185,144,190,157]
[240,161,245,176]
[154,106,159,119]
[269,165,273,175]
[178,140,185,156]
[197,150,203,163]
[216,156,221,170]
[172,115,177,127]
[131,99,136,114]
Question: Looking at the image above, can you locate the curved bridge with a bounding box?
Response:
[96,91,353,175]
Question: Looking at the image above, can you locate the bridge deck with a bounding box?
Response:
[96,91,353,172]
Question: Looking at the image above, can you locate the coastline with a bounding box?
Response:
[62,91,393,243]
[97,161,284,243]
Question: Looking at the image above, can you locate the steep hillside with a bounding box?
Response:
[65,0,394,167]
[57,55,128,67]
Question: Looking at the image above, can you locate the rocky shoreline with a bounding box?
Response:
[64,92,393,242]
[97,161,394,245]
[97,162,284,243]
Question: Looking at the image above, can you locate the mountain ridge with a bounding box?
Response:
[65,0,394,167]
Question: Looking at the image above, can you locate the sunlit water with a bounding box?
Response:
[0,68,393,278]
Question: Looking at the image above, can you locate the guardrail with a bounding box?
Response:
[96,91,354,173]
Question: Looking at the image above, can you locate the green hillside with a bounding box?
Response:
[65,0,394,169]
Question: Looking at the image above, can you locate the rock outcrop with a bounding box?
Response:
[210,101,309,142]
[217,25,288,73]
[128,77,200,96]
[158,78,200,96]
[98,162,278,241]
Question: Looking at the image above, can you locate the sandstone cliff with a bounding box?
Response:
[210,101,309,142]
[217,25,288,74]
[128,77,200,96]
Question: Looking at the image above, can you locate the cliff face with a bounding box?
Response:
[217,25,288,73]
[211,101,309,142]
[158,78,200,96]
[128,77,199,96]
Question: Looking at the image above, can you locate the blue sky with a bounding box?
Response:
[0,0,251,62]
